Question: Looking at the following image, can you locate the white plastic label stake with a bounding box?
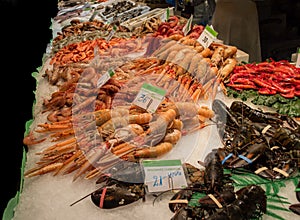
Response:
[132,83,166,113]
[97,69,114,88]
[296,47,300,68]
[183,14,193,36]
[197,25,218,48]
[142,159,188,193]
[106,25,117,42]
[160,7,170,22]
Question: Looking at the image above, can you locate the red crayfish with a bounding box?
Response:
[226,59,300,98]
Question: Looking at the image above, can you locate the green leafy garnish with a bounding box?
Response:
[226,87,300,117]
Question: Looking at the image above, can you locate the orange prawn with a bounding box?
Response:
[134,142,173,158]
[163,129,182,144]
[128,113,153,125]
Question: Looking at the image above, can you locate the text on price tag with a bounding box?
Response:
[142,159,188,193]
[197,25,218,48]
[132,83,166,113]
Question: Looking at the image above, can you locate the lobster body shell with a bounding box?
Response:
[91,161,146,209]
[289,180,300,216]
[203,149,224,193]
[91,184,145,209]
[229,100,283,126]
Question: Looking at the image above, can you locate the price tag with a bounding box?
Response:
[160,7,170,22]
[296,47,300,68]
[182,14,193,36]
[106,25,117,42]
[132,83,166,113]
[197,25,218,48]
[96,69,114,88]
[142,159,188,193]
[89,8,98,21]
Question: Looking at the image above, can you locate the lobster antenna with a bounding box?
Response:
[70,193,92,206]
[241,103,244,126]
[70,187,103,206]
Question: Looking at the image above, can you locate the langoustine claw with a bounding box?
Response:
[23,131,46,146]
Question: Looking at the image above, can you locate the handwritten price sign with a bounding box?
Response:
[142,159,188,193]
[197,25,218,48]
[132,83,166,113]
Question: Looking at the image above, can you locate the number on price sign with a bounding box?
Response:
[197,25,218,48]
[132,83,166,113]
[142,159,188,193]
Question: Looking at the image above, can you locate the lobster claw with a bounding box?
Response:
[170,206,189,220]
[169,189,205,220]
[289,203,300,215]
[248,146,298,180]
[228,142,267,169]
[288,180,300,216]
[272,159,298,180]
[296,180,300,202]
[169,189,192,213]
[198,190,236,209]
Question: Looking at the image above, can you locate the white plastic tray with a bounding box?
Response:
[121,7,175,30]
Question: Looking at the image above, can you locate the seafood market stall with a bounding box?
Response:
[3,1,300,220]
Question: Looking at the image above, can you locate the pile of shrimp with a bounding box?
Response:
[24,98,214,182]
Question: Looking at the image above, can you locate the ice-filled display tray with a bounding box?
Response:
[98,0,138,21]
[104,5,151,23]
[121,7,174,30]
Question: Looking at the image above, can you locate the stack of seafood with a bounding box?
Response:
[24,14,233,180]
[22,0,239,188]
[211,99,300,180]
[225,59,300,98]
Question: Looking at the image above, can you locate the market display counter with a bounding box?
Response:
[3,1,300,220]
